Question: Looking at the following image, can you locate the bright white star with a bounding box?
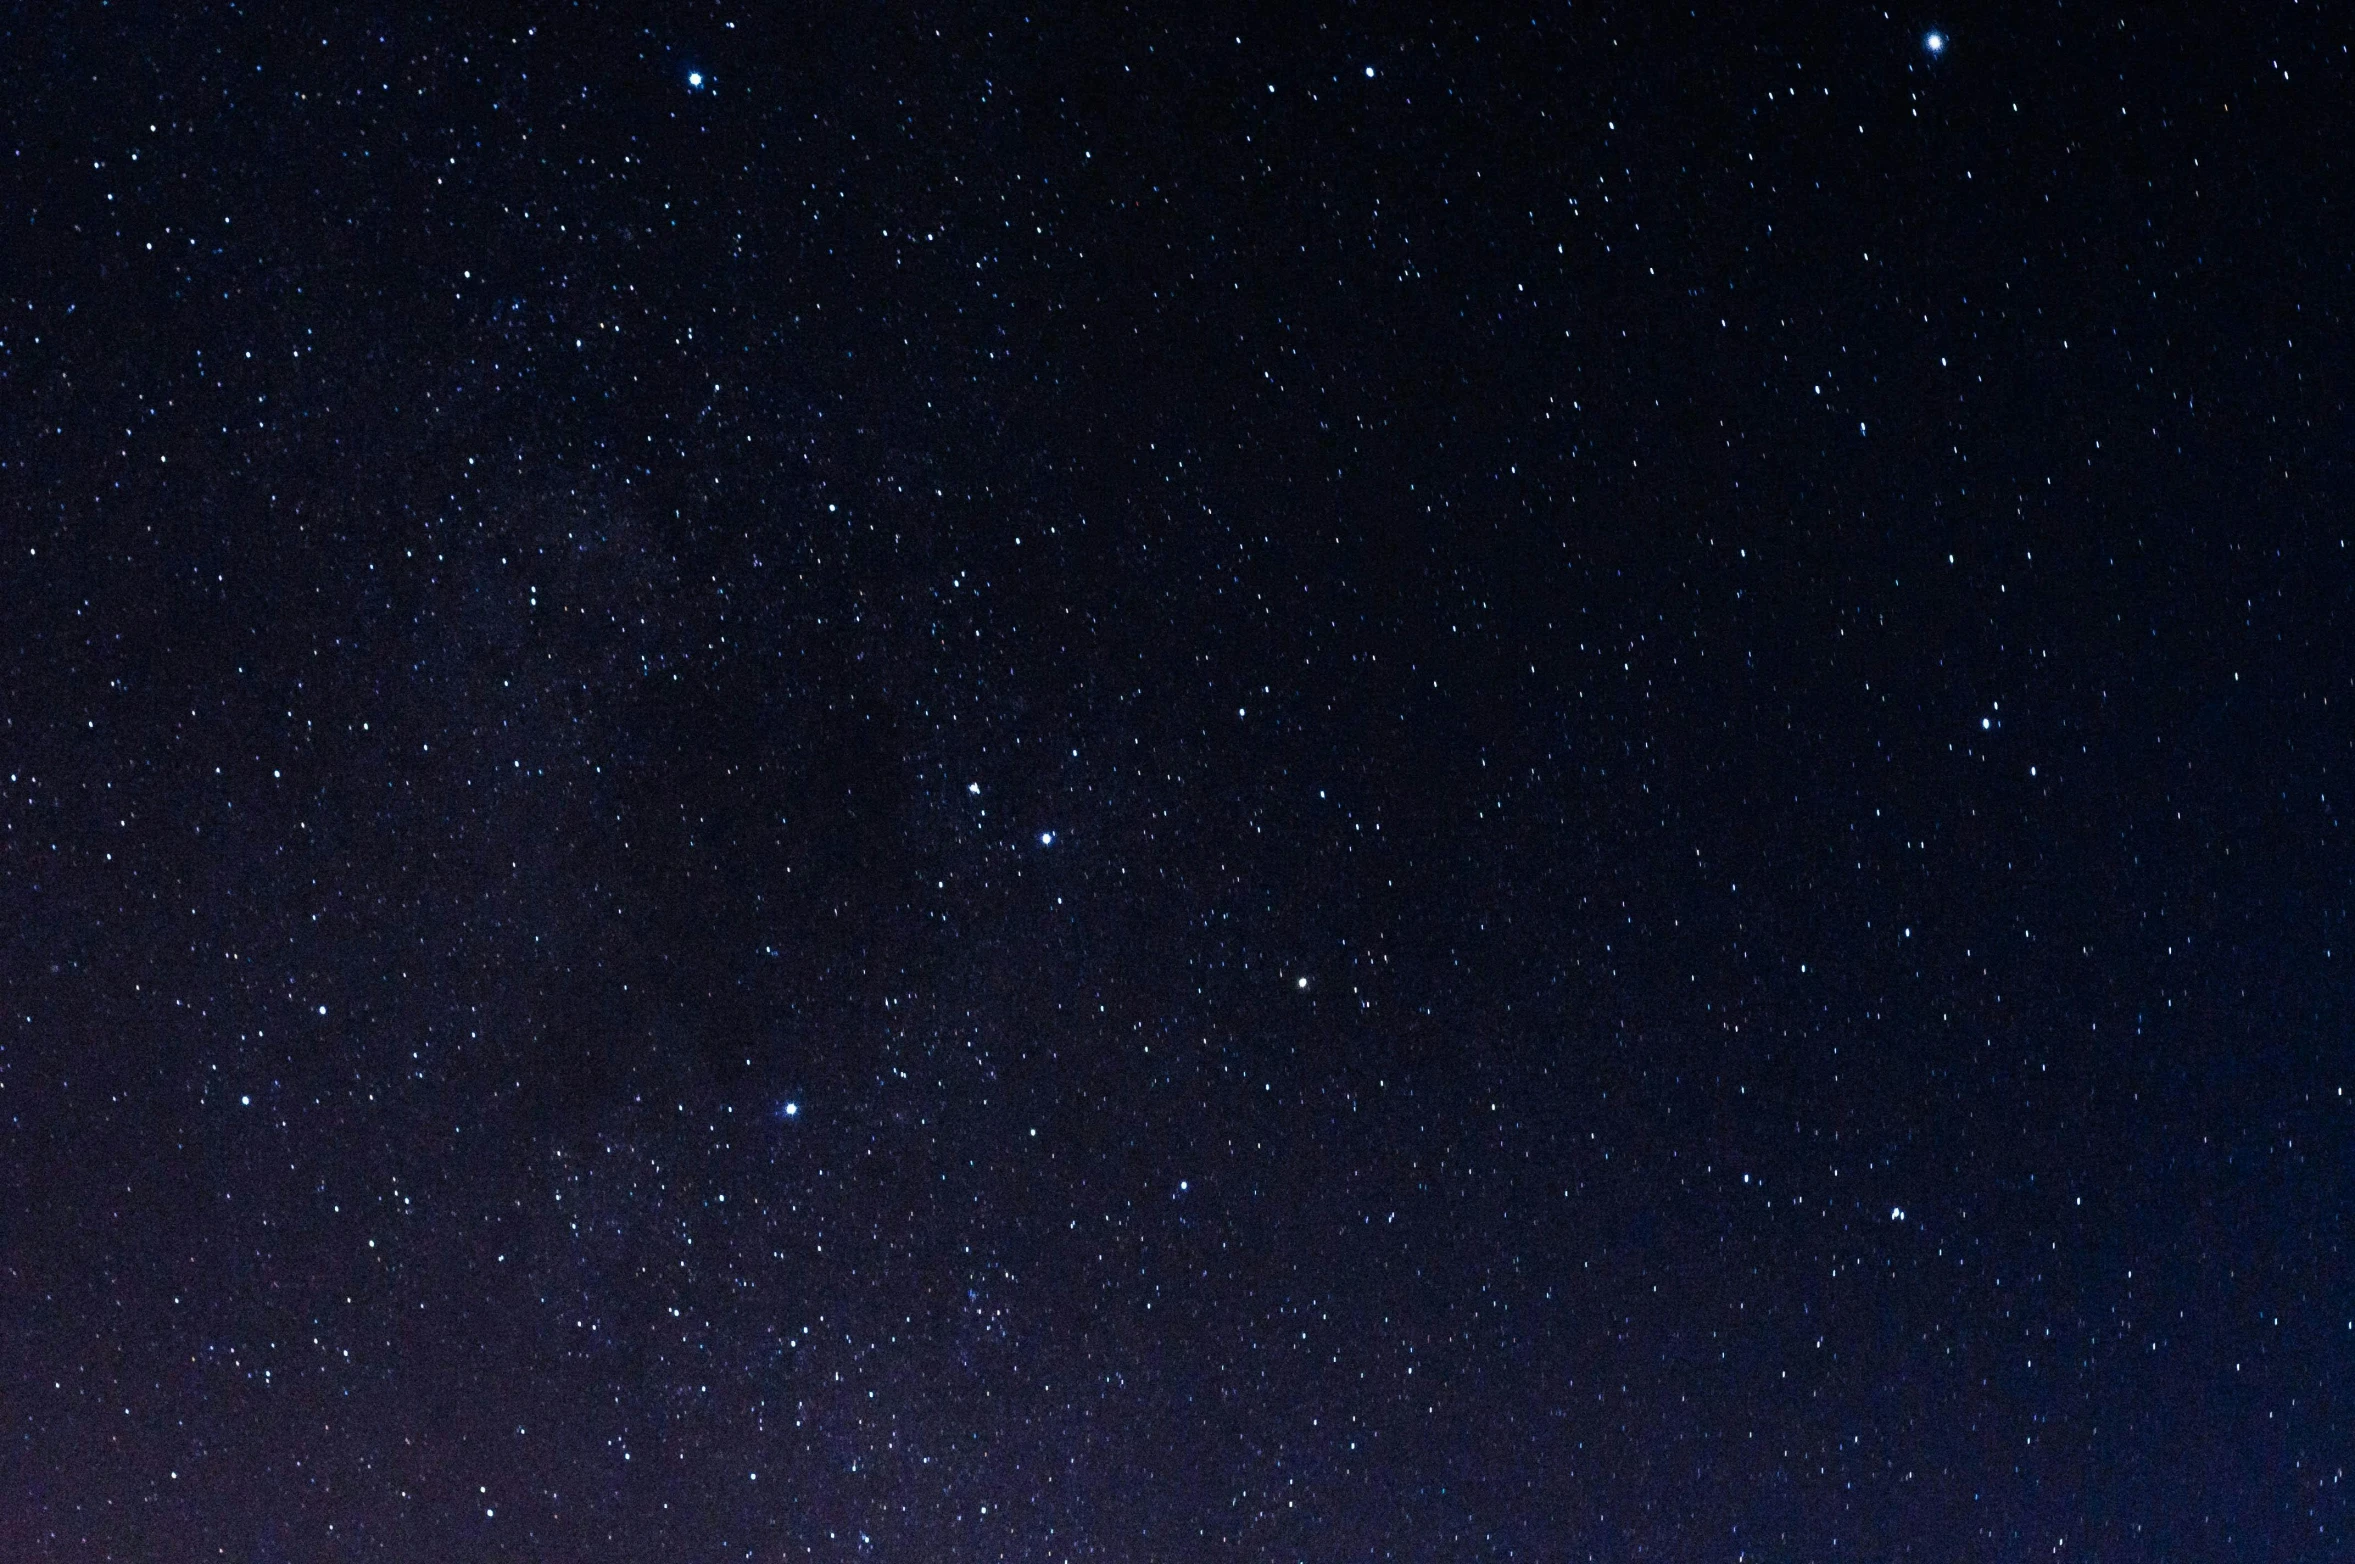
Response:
[1923,31,1946,55]
[1038,830,1056,847]
[686,70,706,89]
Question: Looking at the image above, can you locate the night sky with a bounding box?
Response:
[4,3,2352,1558]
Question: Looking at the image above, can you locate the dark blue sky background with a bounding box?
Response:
[3,2,2350,1557]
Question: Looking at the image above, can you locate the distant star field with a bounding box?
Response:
[3,4,2352,1559]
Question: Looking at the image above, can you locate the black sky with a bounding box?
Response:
[4,2,2352,1558]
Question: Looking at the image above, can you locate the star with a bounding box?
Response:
[686,69,706,90]
[1037,830,1056,846]
[1923,31,1946,55]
